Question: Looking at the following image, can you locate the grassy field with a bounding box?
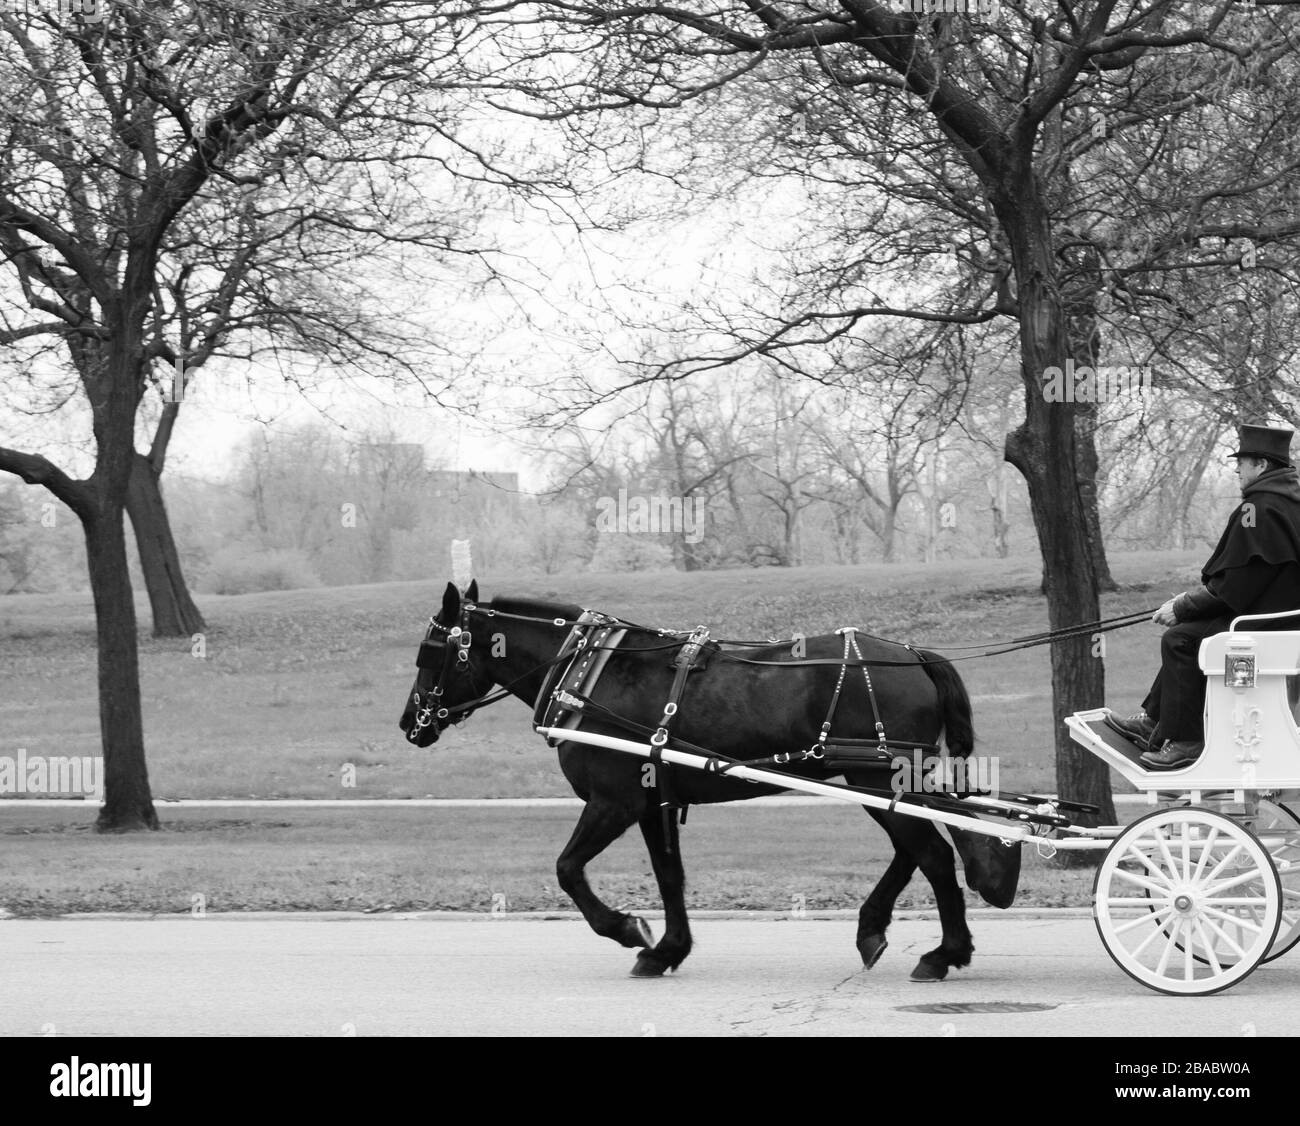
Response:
[0,804,1100,915]
[0,551,1203,912]
[0,550,1200,800]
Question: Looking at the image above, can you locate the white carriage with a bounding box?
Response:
[1065,610,1300,995]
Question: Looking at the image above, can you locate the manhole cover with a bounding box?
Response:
[894,1002,1057,1014]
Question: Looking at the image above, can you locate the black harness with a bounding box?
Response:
[405,600,1104,830]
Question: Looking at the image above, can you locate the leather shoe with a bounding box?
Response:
[1104,710,1157,749]
[1140,739,1203,771]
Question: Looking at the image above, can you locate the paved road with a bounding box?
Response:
[2,912,1296,1036]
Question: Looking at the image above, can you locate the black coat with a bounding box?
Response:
[1175,466,1300,621]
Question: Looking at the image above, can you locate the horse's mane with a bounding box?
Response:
[487,593,584,622]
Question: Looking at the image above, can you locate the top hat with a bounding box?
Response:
[1230,424,1295,466]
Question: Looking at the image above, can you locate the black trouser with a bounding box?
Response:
[1141,616,1233,743]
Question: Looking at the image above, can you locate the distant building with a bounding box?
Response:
[353,443,518,496]
[356,442,427,479]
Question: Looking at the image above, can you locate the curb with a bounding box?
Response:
[0,795,1148,809]
[0,907,1095,922]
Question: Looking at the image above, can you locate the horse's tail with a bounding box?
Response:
[915,649,974,757]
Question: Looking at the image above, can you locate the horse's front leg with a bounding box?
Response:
[556,798,652,953]
[633,805,693,977]
[856,845,916,970]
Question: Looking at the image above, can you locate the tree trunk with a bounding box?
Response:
[1000,188,1115,835]
[1063,209,1116,593]
[989,459,1010,557]
[127,451,205,637]
[881,504,898,563]
[1074,410,1117,591]
[92,303,160,832]
[924,449,939,564]
[679,531,703,571]
[1176,426,1223,548]
[86,498,159,832]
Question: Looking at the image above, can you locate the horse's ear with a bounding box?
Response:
[441,581,460,622]
[466,579,479,603]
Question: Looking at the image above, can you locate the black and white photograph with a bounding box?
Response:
[1,0,1298,1092]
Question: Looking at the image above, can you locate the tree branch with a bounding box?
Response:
[0,446,94,520]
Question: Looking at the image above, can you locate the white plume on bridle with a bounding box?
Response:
[450,539,473,593]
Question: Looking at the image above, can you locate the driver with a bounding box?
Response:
[1106,423,1300,769]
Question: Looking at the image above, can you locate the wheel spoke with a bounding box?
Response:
[1202,896,1276,906]
[1201,904,1266,934]
[1111,868,1172,896]
[1202,840,1246,885]
[1130,909,1177,958]
[1114,905,1174,935]
[1191,825,1222,883]
[1193,916,1229,970]
[1155,915,1181,977]
[1124,842,1177,887]
[1154,828,1184,887]
[1204,869,1277,895]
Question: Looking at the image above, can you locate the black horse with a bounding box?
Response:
[399,581,1020,980]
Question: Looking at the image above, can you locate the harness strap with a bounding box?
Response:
[559,690,938,770]
[841,628,889,754]
[649,625,710,849]
[532,611,622,735]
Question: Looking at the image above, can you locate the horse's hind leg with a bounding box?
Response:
[556,798,653,953]
[880,813,974,982]
[633,806,693,977]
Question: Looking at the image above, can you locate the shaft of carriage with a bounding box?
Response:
[536,723,1113,849]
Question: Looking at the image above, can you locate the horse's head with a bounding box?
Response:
[398,579,495,748]
[946,826,1022,909]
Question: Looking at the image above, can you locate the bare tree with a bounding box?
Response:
[472,1,1300,823]
[0,1,512,829]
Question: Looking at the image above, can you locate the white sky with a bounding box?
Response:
[127,174,808,492]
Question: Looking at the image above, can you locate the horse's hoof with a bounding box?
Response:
[630,952,669,977]
[858,935,888,969]
[910,960,949,982]
[615,915,653,949]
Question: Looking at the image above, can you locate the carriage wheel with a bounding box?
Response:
[1252,799,1300,962]
[1095,807,1280,995]
[1146,798,1300,965]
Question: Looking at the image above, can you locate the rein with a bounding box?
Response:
[429,604,1160,668]
[408,600,1161,740]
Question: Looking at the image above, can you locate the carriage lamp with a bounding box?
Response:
[1225,644,1257,689]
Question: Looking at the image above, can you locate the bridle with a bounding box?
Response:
[406,601,578,744]
[407,601,491,743]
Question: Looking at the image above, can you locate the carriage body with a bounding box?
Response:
[1066,626,1300,794]
[1065,617,1300,996]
